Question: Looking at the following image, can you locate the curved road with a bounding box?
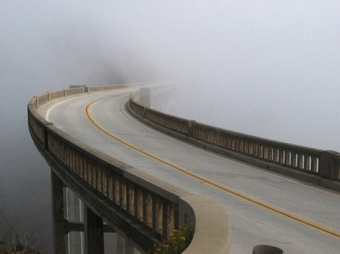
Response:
[39,88,340,254]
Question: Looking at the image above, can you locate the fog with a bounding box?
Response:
[164,1,340,152]
[1,1,340,252]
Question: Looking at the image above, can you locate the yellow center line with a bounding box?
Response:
[86,96,340,239]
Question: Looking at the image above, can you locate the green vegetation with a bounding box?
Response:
[148,225,194,254]
[0,232,42,254]
[0,240,41,254]
[0,211,42,254]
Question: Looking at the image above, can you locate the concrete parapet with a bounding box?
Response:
[49,90,66,101]
[36,93,49,108]
[87,86,103,93]
[320,150,339,180]
[180,195,230,254]
[27,85,232,253]
[128,92,340,192]
[65,87,84,96]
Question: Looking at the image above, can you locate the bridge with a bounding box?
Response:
[28,84,340,254]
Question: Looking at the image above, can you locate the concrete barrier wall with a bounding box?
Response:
[28,105,46,144]
[49,90,66,101]
[129,99,145,117]
[87,86,103,92]
[130,99,190,136]
[28,85,231,253]
[180,196,230,254]
[334,154,340,180]
[102,85,116,91]
[36,93,49,108]
[35,87,84,108]
[146,108,190,136]
[191,122,322,173]
[65,87,84,96]
[87,84,126,93]
[129,93,340,192]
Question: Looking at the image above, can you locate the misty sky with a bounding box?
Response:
[1,1,340,251]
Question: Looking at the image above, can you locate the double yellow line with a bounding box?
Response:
[86,96,340,239]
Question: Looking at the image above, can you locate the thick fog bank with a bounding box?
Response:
[1,1,339,252]
[0,1,156,252]
[157,2,340,152]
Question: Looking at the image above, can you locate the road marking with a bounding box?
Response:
[121,101,340,198]
[86,96,340,239]
[46,100,68,121]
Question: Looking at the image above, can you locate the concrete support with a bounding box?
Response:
[117,234,125,254]
[320,151,337,180]
[125,238,135,254]
[104,232,139,254]
[51,170,66,254]
[65,188,83,254]
[84,206,104,254]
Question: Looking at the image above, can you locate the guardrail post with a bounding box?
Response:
[44,123,53,150]
[320,151,338,180]
[188,121,195,138]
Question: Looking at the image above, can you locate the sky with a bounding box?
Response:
[1,0,340,252]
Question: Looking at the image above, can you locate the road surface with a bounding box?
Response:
[39,87,340,254]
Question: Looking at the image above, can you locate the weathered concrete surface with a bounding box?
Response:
[42,90,340,254]
[180,195,230,254]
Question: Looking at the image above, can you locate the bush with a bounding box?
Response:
[0,232,42,254]
[148,225,194,254]
[0,239,41,254]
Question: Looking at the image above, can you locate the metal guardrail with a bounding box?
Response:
[28,85,231,253]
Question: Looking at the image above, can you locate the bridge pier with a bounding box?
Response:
[65,188,83,254]
[105,233,139,254]
[84,206,104,254]
[124,238,136,254]
[52,171,106,254]
[29,86,233,254]
[51,170,140,254]
[51,171,66,254]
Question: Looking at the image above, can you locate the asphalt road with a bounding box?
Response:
[39,88,340,254]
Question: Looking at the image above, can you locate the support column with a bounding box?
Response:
[125,238,135,254]
[117,234,125,254]
[51,170,66,254]
[65,188,83,254]
[84,206,104,254]
[320,151,337,180]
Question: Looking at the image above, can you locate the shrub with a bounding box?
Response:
[0,232,42,254]
[148,225,194,254]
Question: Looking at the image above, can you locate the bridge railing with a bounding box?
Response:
[28,85,231,253]
[129,93,340,192]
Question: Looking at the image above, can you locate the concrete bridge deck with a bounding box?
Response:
[38,87,340,253]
